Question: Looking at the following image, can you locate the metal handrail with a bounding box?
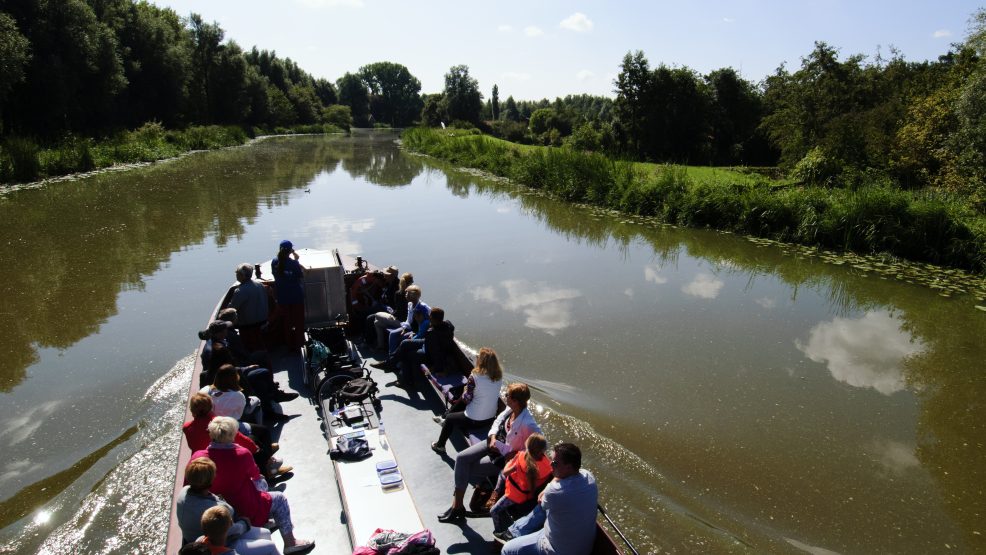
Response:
[598,503,640,555]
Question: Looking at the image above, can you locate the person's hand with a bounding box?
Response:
[291,250,300,261]
[488,436,497,451]
[246,364,260,370]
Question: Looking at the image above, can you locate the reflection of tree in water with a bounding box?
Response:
[0,137,343,391]
[320,132,424,187]
[430,160,986,551]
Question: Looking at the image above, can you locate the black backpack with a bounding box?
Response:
[327,376,378,412]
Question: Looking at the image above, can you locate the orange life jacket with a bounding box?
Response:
[504,453,553,504]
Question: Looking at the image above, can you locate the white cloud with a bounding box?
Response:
[755,297,777,309]
[932,29,952,38]
[869,438,920,475]
[524,26,544,37]
[576,69,594,81]
[501,71,532,81]
[624,288,634,298]
[0,401,61,446]
[301,215,375,255]
[682,274,724,299]
[295,0,363,8]
[560,12,594,32]
[497,24,513,33]
[795,310,924,396]
[644,264,668,285]
[722,17,735,23]
[470,280,582,334]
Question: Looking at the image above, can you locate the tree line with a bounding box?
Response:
[2,1,985,208]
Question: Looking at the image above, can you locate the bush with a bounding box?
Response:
[791,147,843,186]
[1,137,40,182]
[321,105,352,131]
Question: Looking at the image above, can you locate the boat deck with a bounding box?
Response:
[267,345,497,554]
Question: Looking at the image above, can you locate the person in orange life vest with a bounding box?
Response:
[489,433,553,533]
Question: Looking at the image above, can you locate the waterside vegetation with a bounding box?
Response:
[403,127,986,273]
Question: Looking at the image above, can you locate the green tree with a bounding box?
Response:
[705,68,763,165]
[420,93,444,126]
[337,71,370,126]
[504,95,519,122]
[441,64,482,124]
[357,62,422,127]
[0,12,31,130]
[491,84,500,120]
[613,51,653,159]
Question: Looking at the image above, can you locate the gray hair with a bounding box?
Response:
[207,416,238,444]
[405,284,421,301]
[235,263,254,281]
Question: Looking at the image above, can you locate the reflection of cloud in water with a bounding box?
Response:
[624,288,634,298]
[682,273,724,299]
[644,264,668,285]
[470,280,582,334]
[0,458,31,485]
[796,310,924,395]
[755,297,777,309]
[784,537,841,555]
[0,400,60,446]
[302,216,375,254]
[869,438,920,475]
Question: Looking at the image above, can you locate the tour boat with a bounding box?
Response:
[165,248,634,554]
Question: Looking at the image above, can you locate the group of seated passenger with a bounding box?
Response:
[428,353,599,554]
[177,261,313,554]
[177,417,313,554]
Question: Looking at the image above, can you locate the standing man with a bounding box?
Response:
[271,240,306,350]
[500,442,598,555]
[228,263,269,352]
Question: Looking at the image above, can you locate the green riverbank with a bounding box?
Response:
[0,122,345,185]
[403,127,986,273]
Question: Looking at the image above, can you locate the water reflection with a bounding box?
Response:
[470,280,582,334]
[301,215,375,254]
[643,263,668,285]
[796,310,923,395]
[681,273,725,299]
[869,438,921,475]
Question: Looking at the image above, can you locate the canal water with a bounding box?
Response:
[0,132,984,554]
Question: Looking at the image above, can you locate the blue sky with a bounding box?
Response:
[149,0,982,100]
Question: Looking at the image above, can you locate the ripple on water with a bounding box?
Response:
[0,356,192,555]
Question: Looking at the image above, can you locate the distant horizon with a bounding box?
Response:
[152,1,980,100]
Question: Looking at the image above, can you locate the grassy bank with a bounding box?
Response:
[0,122,345,185]
[403,127,986,273]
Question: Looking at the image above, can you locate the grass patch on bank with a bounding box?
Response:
[0,122,346,185]
[403,127,986,272]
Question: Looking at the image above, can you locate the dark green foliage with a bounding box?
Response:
[491,84,500,120]
[337,72,370,126]
[403,127,986,272]
[503,96,519,122]
[441,65,482,124]
[357,62,423,127]
[0,137,40,182]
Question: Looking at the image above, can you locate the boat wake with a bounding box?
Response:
[0,356,192,555]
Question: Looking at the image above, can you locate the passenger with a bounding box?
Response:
[350,266,397,339]
[395,306,455,388]
[383,284,427,356]
[202,333,294,424]
[372,302,430,373]
[217,308,272,370]
[176,457,279,554]
[498,443,599,555]
[271,240,306,350]
[228,263,270,352]
[438,383,542,523]
[364,269,410,349]
[192,417,314,554]
[201,364,248,420]
[430,346,502,454]
[489,433,552,533]
[183,393,287,481]
[198,505,236,554]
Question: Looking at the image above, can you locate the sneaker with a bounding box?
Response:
[268,464,293,477]
[273,390,299,402]
[270,442,280,454]
[267,456,283,471]
[431,415,445,425]
[430,442,445,455]
[370,359,394,370]
[283,539,314,554]
[493,530,515,544]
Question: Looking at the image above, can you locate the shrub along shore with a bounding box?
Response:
[0,122,345,185]
[403,127,986,273]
